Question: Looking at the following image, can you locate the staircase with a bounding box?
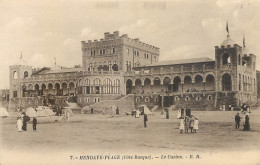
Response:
[90,94,135,114]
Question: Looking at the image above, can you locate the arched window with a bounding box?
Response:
[205,74,215,91]
[135,79,142,86]
[144,78,151,86]
[154,77,160,86]
[24,71,28,78]
[114,79,120,94]
[85,79,90,94]
[93,78,101,94]
[13,71,18,79]
[89,63,93,71]
[173,76,181,92]
[126,79,133,94]
[222,73,232,91]
[223,53,231,65]
[103,78,112,94]
[78,79,83,94]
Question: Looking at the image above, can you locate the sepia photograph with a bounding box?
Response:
[0,0,260,164]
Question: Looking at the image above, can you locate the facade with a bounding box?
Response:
[9,31,257,111]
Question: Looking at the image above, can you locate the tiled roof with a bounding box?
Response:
[148,57,214,66]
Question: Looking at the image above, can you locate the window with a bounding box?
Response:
[135,97,140,103]
[154,56,156,61]
[93,78,101,94]
[85,98,90,103]
[13,91,17,98]
[112,48,115,54]
[185,96,190,101]
[196,96,201,101]
[113,79,120,94]
[13,71,18,79]
[154,97,158,102]
[108,61,112,71]
[100,49,102,54]
[89,63,93,71]
[145,97,150,102]
[103,49,105,54]
[103,78,112,94]
[175,96,180,101]
[137,51,139,56]
[85,79,90,94]
[94,98,100,102]
[238,54,241,65]
[24,71,28,78]
[208,95,212,101]
[222,53,231,65]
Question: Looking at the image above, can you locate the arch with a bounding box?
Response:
[93,78,101,94]
[205,74,215,91]
[48,83,53,90]
[173,76,181,92]
[35,84,40,90]
[13,71,18,80]
[113,79,120,94]
[24,71,28,78]
[154,77,161,86]
[55,83,62,96]
[41,83,46,90]
[184,75,192,84]
[194,75,203,83]
[163,77,171,85]
[28,84,33,90]
[126,79,133,94]
[78,79,83,86]
[62,82,68,96]
[144,78,151,86]
[103,78,112,94]
[222,73,232,91]
[85,79,91,94]
[135,78,142,86]
[223,53,231,65]
[69,82,75,89]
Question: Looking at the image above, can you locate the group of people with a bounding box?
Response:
[235,104,251,131]
[177,107,199,134]
[16,112,37,132]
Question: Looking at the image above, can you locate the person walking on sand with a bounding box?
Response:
[193,117,199,133]
[16,117,22,132]
[235,113,241,129]
[179,117,184,134]
[144,114,148,127]
[243,115,250,131]
[116,107,119,115]
[33,117,37,131]
[91,107,94,114]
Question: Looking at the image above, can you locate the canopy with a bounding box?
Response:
[36,106,55,117]
[0,107,9,117]
[25,107,37,117]
[64,107,74,115]
[138,105,152,115]
[65,101,81,110]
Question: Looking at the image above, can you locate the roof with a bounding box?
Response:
[221,36,237,47]
[147,57,214,67]
[42,67,83,74]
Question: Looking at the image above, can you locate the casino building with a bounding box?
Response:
[9,30,257,111]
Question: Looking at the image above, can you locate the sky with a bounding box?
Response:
[0,0,260,89]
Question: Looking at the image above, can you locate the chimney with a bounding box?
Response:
[113,31,119,38]
[104,32,110,40]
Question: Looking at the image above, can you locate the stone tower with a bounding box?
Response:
[9,54,32,99]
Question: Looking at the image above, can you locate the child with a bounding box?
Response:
[193,117,199,133]
[179,117,184,133]
[184,116,190,133]
[16,117,22,132]
[33,117,37,131]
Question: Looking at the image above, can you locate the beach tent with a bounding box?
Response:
[0,107,9,117]
[151,105,158,112]
[138,105,153,115]
[81,106,90,114]
[36,106,55,117]
[64,107,74,116]
[25,107,37,117]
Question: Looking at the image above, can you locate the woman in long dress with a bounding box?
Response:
[193,117,199,133]
[179,118,184,133]
[16,117,22,132]
[243,115,250,131]
[177,108,181,119]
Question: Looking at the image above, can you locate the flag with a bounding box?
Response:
[243,33,246,47]
[226,21,229,36]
